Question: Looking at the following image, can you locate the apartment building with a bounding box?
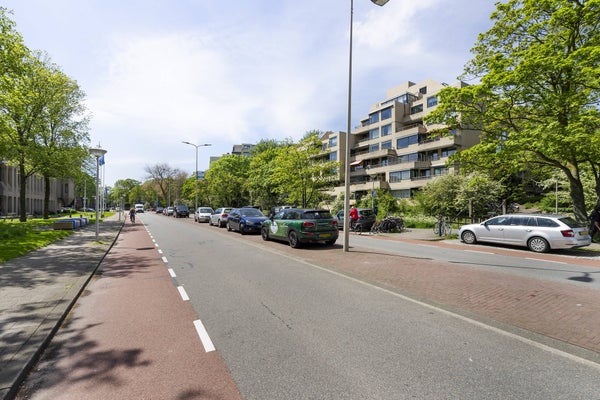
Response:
[0,163,74,216]
[327,79,480,201]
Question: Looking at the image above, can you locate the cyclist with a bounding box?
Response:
[349,205,359,230]
[129,208,136,223]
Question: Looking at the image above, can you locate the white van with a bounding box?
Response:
[134,204,144,213]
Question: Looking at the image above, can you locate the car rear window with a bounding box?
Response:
[557,217,585,228]
[302,211,332,219]
[199,208,212,213]
[359,209,374,217]
[241,209,264,217]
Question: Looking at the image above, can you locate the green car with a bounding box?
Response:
[261,208,339,248]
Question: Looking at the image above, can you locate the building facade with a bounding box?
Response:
[326,79,480,201]
[0,163,75,216]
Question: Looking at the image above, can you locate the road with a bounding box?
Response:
[18,213,600,399]
[146,213,600,399]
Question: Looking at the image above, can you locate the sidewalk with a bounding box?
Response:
[0,216,124,400]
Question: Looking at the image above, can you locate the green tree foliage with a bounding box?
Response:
[426,0,600,222]
[416,173,504,220]
[270,131,339,208]
[246,139,290,210]
[204,155,250,207]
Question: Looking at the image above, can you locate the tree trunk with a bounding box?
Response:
[43,175,51,219]
[18,162,28,222]
[566,174,587,223]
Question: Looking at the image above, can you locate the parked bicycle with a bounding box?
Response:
[433,215,452,236]
[370,216,405,234]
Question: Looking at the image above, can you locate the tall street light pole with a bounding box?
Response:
[89,146,107,241]
[343,0,390,252]
[182,141,211,213]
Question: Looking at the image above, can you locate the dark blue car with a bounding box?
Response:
[226,207,268,234]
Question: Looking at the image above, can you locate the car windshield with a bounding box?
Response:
[199,208,212,213]
[241,208,264,217]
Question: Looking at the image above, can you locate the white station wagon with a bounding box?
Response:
[458,214,591,253]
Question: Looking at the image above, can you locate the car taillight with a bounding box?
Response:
[332,220,338,227]
[222,214,228,218]
[561,229,575,237]
[303,221,316,228]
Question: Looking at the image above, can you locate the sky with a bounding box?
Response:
[3,0,497,187]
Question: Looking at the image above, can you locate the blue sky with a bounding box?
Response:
[3,0,497,186]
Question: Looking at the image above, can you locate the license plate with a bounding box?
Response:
[580,231,588,236]
[320,233,330,238]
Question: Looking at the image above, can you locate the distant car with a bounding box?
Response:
[209,207,232,227]
[155,206,164,214]
[458,214,592,253]
[173,205,190,218]
[262,208,338,248]
[164,206,174,216]
[227,207,268,234]
[335,208,376,232]
[134,204,144,213]
[194,207,214,223]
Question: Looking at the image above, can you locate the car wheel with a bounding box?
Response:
[528,236,550,253]
[227,222,232,231]
[288,230,300,248]
[240,223,246,235]
[219,220,225,228]
[261,227,270,241]
[461,230,477,244]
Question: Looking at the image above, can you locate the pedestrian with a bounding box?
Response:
[589,205,600,242]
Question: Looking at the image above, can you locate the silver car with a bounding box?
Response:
[194,207,214,223]
[458,214,591,253]
[209,207,232,227]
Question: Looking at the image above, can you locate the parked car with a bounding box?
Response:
[155,206,164,214]
[164,206,174,216]
[262,208,338,248]
[226,207,268,234]
[458,214,592,253]
[134,204,144,213]
[194,207,214,223]
[209,207,232,227]
[335,208,376,232]
[173,205,189,218]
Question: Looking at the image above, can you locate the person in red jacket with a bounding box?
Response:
[349,206,359,230]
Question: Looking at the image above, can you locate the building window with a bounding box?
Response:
[380,107,392,120]
[410,104,423,114]
[399,153,418,163]
[427,96,438,107]
[389,170,411,183]
[381,140,392,150]
[369,143,380,152]
[391,189,411,199]
[381,124,392,136]
[369,112,379,124]
[329,151,337,161]
[419,86,427,94]
[328,136,337,147]
[397,135,419,149]
[441,147,456,158]
[369,128,380,139]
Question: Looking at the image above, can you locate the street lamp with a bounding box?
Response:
[182,141,211,212]
[343,0,390,252]
[89,146,107,241]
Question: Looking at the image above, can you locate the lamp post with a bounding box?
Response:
[89,146,107,241]
[343,0,390,252]
[182,141,211,213]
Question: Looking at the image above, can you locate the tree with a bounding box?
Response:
[204,155,250,207]
[426,0,600,222]
[144,163,185,205]
[415,173,504,220]
[271,131,339,208]
[246,139,290,210]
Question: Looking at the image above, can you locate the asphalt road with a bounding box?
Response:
[143,213,600,399]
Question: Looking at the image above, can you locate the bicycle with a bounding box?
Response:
[370,216,405,234]
[433,216,452,236]
[129,211,136,224]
